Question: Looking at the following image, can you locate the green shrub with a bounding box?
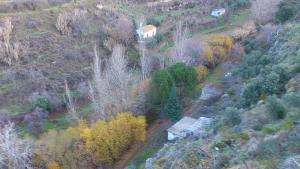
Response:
[283,92,300,108]
[146,33,164,48]
[127,47,140,67]
[224,0,250,10]
[266,96,286,120]
[223,132,250,141]
[241,66,289,107]
[276,0,300,23]
[252,118,268,131]
[262,123,279,134]
[256,139,281,161]
[32,97,51,111]
[241,80,261,107]
[164,85,182,122]
[236,50,270,79]
[150,69,174,106]
[167,63,198,97]
[222,107,241,127]
[146,17,161,26]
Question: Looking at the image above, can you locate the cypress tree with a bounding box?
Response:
[164,85,182,122]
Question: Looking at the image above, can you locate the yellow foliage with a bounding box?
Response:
[213,46,227,61]
[194,65,209,82]
[35,113,146,167]
[206,34,233,52]
[47,161,61,169]
[203,34,233,64]
[78,112,146,165]
[202,44,214,66]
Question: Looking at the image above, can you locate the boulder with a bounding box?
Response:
[280,155,300,169]
[200,83,223,102]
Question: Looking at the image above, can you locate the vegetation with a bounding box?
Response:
[1,0,300,168]
[276,0,300,23]
[164,85,182,122]
[168,63,198,97]
[32,97,51,111]
[222,107,241,127]
[35,112,146,168]
[266,96,286,120]
[150,69,174,106]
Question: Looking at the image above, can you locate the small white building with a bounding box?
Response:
[137,25,157,39]
[96,4,103,10]
[167,116,212,141]
[211,8,226,17]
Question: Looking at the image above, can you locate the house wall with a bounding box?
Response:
[143,29,157,38]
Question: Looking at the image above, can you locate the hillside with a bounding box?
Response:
[134,22,300,169]
[0,0,299,168]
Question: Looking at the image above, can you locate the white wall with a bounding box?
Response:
[143,30,156,38]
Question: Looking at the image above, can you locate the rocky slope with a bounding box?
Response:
[140,22,300,169]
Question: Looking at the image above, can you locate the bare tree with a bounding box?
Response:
[173,21,192,64]
[64,80,79,122]
[90,44,144,119]
[136,16,152,79]
[0,17,23,66]
[0,123,33,169]
[251,0,281,25]
[111,16,134,46]
[56,9,89,36]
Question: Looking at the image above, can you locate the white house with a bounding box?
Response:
[137,25,157,39]
[167,116,212,141]
[211,8,226,17]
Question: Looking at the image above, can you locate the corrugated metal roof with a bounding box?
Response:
[167,116,212,138]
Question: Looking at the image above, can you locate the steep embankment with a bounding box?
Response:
[143,23,300,169]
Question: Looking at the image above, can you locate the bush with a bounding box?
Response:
[146,33,164,48]
[56,9,91,36]
[222,107,241,127]
[194,65,209,82]
[266,96,286,119]
[283,92,300,108]
[24,107,48,136]
[201,34,234,66]
[32,97,51,111]
[275,0,300,23]
[256,139,281,162]
[127,47,140,67]
[146,17,161,26]
[167,63,198,97]
[241,79,261,107]
[150,69,174,106]
[237,50,270,79]
[224,0,250,10]
[164,85,182,122]
[240,66,289,107]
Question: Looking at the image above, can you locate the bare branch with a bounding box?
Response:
[64,80,79,122]
[0,123,33,169]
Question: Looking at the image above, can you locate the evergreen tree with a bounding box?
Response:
[164,85,182,122]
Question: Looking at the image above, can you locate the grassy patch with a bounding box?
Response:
[206,65,224,84]
[5,104,28,116]
[231,10,251,25]
[45,114,70,131]
[262,118,295,134]
[190,23,228,37]
[77,103,93,118]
